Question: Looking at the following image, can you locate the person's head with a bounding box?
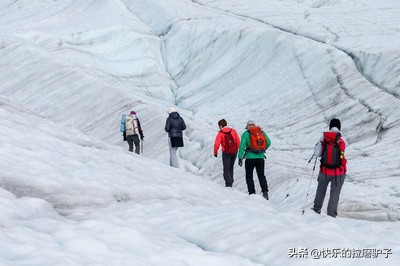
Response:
[329,118,341,131]
[168,107,177,114]
[218,119,227,129]
[246,120,256,129]
[130,111,136,115]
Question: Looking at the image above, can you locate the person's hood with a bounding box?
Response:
[220,126,232,133]
[169,112,180,119]
[329,127,348,146]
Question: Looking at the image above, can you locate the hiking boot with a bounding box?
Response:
[262,192,269,200]
[311,208,321,214]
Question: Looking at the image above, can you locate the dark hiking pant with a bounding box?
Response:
[127,134,140,154]
[313,172,346,217]
[245,158,268,194]
[222,152,237,187]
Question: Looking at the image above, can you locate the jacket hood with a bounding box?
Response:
[327,127,347,146]
[169,112,180,119]
[220,126,232,133]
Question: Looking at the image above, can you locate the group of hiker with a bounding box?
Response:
[214,119,271,200]
[120,109,347,218]
[119,107,186,168]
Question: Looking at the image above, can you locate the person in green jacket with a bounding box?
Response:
[238,120,271,200]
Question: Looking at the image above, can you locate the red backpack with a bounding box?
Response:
[248,126,267,153]
[222,130,239,155]
[320,132,343,169]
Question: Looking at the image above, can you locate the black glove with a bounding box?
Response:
[238,159,243,167]
[214,154,217,158]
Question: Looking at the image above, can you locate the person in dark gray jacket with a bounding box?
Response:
[165,107,186,168]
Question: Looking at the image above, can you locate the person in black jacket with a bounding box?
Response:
[165,107,186,168]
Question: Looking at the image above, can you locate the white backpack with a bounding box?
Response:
[125,115,139,136]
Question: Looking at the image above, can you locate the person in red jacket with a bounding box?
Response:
[214,119,241,187]
[312,118,347,217]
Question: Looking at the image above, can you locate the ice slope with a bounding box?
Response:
[1,0,400,265]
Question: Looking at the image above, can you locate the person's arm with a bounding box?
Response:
[181,118,187,130]
[214,132,222,156]
[165,118,170,133]
[340,137,347,172]
[314,136,323,157]
[137,119,144,140]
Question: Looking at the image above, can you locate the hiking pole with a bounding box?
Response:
[302,155,318,215]
[308,154,314,164]
[285,154,315,199]
[141,139,144,154]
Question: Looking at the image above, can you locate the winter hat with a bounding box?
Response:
[130,111,136,115]
[168,107,177,114]
[329,118,341,131]
[246,120,255,129]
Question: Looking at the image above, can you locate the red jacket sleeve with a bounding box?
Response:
[214,132,223,156]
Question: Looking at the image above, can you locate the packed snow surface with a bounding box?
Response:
[1,0,399,265]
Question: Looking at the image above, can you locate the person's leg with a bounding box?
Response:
[313,172,329,213]
[222,153,233,187]
[229,153,237,186]
[327,174,346,217]
[133,134,140,154]
[254,159,268,193]
[127,135,134,152]
[245,159,256,194]
[168,138,179,168]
